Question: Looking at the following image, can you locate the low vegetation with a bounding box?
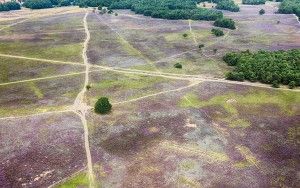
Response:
[94,97,112,114]
[174,63,182,69]
[223,49,300,88]
[278,0,300,18]
[0,1,20,12]
[259,9,265,15]
[242,0,266,5]
[213,17,236,29]
[216,0,240,12]
[211,28,224,36]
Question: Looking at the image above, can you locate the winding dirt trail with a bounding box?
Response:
[188,19,198,45]
[72,11,95,188]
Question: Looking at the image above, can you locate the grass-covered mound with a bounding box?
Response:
[223,49,300,88]
[278,0,300,18]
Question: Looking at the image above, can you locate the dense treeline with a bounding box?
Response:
[0,1,21,12]
[278,0,300,18]
[216,0,240,12]
[23,0,72,9]
[214,17,236,29]
[242,0,266,5]
[81,0,224,21]
[223,49,300,88]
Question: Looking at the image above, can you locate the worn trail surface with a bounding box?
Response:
[72,11,95,188]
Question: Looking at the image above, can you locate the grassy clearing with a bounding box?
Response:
[0,42,83,63]
[179,89,299,128]
[0,56,83,83]
[164,30,211,42]
[92,74,165,90]
[179,90,299,116]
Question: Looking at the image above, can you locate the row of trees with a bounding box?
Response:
[242,0,266,5]
[23,0,72,9]
[0,1,20,12]
[216,0,240,12]
[213,17,236,29]
[223,49,300,88]
[278,0,300,18]
[105,0,224,21]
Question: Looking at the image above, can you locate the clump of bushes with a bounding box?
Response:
[242,0,266,5]
[223,49,300,88]
[94,97,112,114]
[23,0,53,9]
[211,28,224,36]
[278,0,300,19]
[0,1,21,12]
[214,17,236,29]
[216,0,240,12]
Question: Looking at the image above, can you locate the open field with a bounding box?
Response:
[0,4,299,188]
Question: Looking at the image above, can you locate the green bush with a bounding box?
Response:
[174,63,182,69]
[288,81,296,89]
[259,9,265,15]
[94,97,112,114]
[214,18,236,29]
[60,0,71,6]
[183,33,188,38]
[211,28,224,36]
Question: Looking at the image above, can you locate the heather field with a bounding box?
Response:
[0,3,299,188]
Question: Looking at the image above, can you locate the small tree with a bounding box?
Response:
[86,85,91,90]
[94,97,112,114]
[98,5,102,10]
[259,9,265,15]
[174,63,182,69]
[115,12,118,16]
[183,33,188,38]
[213,49,218,54]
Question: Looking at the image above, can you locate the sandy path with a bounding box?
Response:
[188,19,198,45]
[72,11,95,188]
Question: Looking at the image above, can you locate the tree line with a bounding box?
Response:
[278,0,300,18]
[0,1,20,12]
[223,49,300,88]
[23,0,72,9]
[242,0,266,5]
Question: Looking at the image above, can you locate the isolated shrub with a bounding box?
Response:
[198,44,205,49]
[211,28,224,36]
[272,80,280,88]
[213,49,218,54]
[86,85,91,90]
[98,5,102,10]
[174,63,182,69]
[183,33,188,38]
[214,18,236,29]
[94,97,112,114]
[259,9,265,15]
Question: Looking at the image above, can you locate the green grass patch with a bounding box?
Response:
[56,172,89,188]
[27,82,44,99]
[0,42,83,62]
